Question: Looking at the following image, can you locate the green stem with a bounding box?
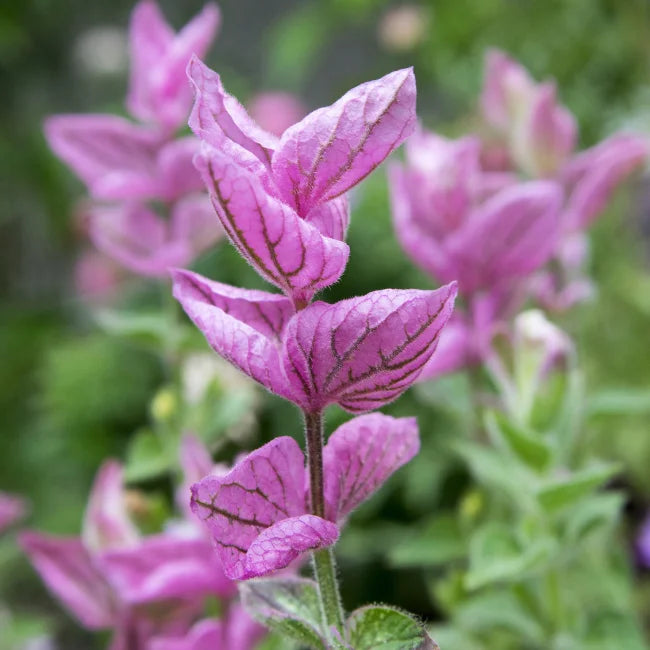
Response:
[304,409,345,636]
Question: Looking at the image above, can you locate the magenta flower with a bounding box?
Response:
[21,457,234,646]
[172,269,456,413]
[44,2,222,280]
[187,57,416,304]
[190,413,419,579]
[147,607,264,650]
[0,491,28,535]
[389,128,563,295]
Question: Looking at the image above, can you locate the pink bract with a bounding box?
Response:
[172,269,457,412]
[191,413,418,579]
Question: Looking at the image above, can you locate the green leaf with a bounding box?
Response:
[536,464,619,512]
[465,524,555,590]
[485,410,552,471]
[346,605,438,650]
[455,590,545,643]
[95,309,168,345]
[124,428,170,482]
[584,611,647,650]
[563,493,623,544]
[388,514,467,568]
[240,577,327,650]
[586,388,650,417]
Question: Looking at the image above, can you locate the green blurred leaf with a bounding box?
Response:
[240,577,326,650]
[466,524,555,590]
[536,464,619,513]
[346,605,438,649]
[485,410,552,471]
[389,514,466,568]
[124,428,170,482]
[455,590,545,643]
[586,388,650,417]
[563,492,623,544]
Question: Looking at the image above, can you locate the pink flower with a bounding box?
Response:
[191,413,419,579]
[172,269,457,413]
[21,457,234,646]
[187,58,417,304]
[481,49,577,177]
[74,250,124,299]
[389,128,563,296]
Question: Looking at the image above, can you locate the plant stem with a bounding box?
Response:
[304,409,345,636]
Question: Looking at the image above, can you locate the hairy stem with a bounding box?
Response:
[304,409,345,636]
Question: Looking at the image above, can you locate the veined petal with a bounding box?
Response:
[239,515,338,579]
[323,413,419,521]
[82,461,139,554]
[195,147,349,304]
[304,194,350,241]
[282,285,458,413]
[172,270,295,399]
[188,57,277,166]
[446,181,562,293]
[272,68,416,216]
[190,437,307,580]
[44,115,161,200]
[20,533,117,629]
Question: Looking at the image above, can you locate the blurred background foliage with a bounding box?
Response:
[1,0,650,647]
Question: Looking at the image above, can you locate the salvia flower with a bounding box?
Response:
[44,2,223,279]
[20,445,246,649]
[190,413,419,579]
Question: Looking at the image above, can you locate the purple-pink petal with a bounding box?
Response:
[88,204,190,278]
[194,146,349,304]
[148,620,225,650]
[20,533,117,629]
[99,533,234,605]
[44,115,161,200]
[187,57,278,166]
[171,270,296,399]
[323,413,419,521]
[282,285,458,413]
[190,436,307,580]
[82,461,139,553]
[128,2,220,130]
[240,514,338,579]
[445,181,562,293]
[272,68,417,216]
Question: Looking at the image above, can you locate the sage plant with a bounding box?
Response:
[172,57,457,647]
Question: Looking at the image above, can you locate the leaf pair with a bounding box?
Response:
[241,578,438,649]
[190,413,419,580]
[172,269,457,413]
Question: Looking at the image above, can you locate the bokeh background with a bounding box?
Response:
[1,0,650,647]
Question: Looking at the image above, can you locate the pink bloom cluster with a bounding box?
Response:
[21,436,264,650]
[391,50,648,379]
[46,1,223,280]
[172,57,457,578]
